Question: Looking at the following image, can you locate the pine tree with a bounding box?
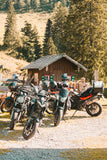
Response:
[43,18,52,55]
[33,25,42,59]
[61,0,106,80]
[30,0,37,10]
[46,36,58,55]
[14,0,26,11]
[3,0,20,49]
[51,2,68,52]
[21,22,41,62]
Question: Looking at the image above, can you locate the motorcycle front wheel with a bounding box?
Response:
[86,102,102,117]
[54,109,63,126]
[1,99,14,113]
[22,119,39,140]
[9,112,18,130]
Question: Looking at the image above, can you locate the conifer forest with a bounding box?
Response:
[0,0,107,81]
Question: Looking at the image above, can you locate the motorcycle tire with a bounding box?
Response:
[86,102,102,117]
[9,119,15,130]
[22,119,39,140]
[9,112,18,130]
[63,105,68,117]
[1,99,14,113]
[54,109,63,126]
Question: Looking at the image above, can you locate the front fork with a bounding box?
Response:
[27,103,41,125]
[10,108,21,122]
[54,100,65,113]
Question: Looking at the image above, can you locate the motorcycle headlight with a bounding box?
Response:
[16,96,24,104]
[40,97,45,102]
[60,97,67,103]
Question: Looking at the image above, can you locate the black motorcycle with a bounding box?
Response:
[68,81,104,117]
[22,89,49,140]
[50,82,70,126]
[9,84,38,130]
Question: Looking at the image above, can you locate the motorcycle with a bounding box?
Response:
[22,89,49,140]
[9,83,38,130]
[0,80,19,113]
[68,81,104,117]
[51,81,70,126]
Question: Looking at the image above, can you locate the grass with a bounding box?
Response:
[0,112,23,141]
[0,51,29,78]
[60,149,107,160]
[0,149,12,155]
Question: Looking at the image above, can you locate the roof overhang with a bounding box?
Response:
[21,54,87,72]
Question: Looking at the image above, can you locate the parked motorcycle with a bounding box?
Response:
[9,83,38,130]
[51,81,70,126]
[68,81,104,117]
[0,80,19,113]
[22,89,49,140]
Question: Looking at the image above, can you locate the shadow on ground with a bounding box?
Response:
[0,112,23,141]
[0,148,107,160]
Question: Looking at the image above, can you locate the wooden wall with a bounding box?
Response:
[28,57,77,83]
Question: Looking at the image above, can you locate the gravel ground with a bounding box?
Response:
[0,108,107,160]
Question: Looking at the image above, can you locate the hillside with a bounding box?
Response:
[0,12,52,45]
[0,51,29,79]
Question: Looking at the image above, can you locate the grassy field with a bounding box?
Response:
[0,51,28,78]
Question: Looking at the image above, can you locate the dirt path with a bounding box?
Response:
[0,108,107,160]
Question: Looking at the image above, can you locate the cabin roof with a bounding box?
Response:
[21,54,87,71]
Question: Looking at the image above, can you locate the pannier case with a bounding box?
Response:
[93,81,104,93]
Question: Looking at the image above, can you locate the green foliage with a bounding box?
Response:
[46,36,58,55]
[30,0,37,10]
[61,0,107,81]
[21,21,41,62]
[51,2,68,51]
[43,19,52,55]
[0,0,70,12]
[3,0,21,50]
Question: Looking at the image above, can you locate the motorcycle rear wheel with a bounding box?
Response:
[22,119,39,140]
[54,109,63,126]
[86,102,102,117]
[1,99,14,113]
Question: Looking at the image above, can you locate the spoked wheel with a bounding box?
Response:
[54,109,63,126]
[22,119,39,140]
[86,102,102,117]
[1,99,14,113]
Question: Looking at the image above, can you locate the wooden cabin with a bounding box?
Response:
[21,54,87,84]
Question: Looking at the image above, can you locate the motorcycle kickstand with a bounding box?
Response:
[37,129,40,135]
[71,110,78,119]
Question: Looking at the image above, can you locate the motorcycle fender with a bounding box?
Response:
[86,100,96,105]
